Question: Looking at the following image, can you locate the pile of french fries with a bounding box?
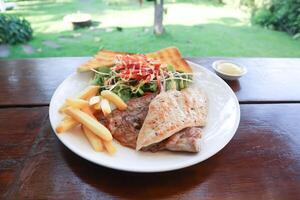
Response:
[56,85,127,155]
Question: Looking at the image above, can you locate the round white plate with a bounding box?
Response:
[49,61,240,173]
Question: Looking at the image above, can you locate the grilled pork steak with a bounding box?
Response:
[104,94,156,149]
[103,93,202,152]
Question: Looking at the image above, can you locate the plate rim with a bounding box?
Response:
[49,61,240,173]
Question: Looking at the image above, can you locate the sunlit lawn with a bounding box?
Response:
[6,0,300,58]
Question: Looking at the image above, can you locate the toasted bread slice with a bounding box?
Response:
[146,47,192,73]
[77,49,131,72]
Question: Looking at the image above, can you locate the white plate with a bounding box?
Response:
[49,61,240,173]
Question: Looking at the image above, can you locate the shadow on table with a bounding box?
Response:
[61,145,219,199]
[226,80,241,92]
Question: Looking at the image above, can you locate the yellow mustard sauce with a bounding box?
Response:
[217,62,243,75]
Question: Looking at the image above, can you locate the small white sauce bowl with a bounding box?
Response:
[212,60,247,80]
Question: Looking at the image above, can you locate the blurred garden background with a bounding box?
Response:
[0,0,300,59]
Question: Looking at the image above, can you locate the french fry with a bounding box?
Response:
[100,98,111,116]
[59,104,69,113]
[82,125,103,152]
[56,117,78,133]
[103,140,116,155]
[89,96,101,105]
[80,107,105,152]
[64,108,112,141]
[77,85,100,100]
[57,112,115,154]
[65,98,89,109]
[81,106,95,117]
[59,86,100,113]
[81,107,116,154]
[101,90,127,111]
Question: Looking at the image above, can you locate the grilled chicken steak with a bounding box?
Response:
[136,87,208,150]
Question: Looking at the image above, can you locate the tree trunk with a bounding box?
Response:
[154,0,164,35]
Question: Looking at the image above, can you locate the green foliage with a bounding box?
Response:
[252,8,273,27]
[252,0,300,36]
[220,0,270,8]
[220,0,256,7]
[221,0,300,36]
[0,14,33,45]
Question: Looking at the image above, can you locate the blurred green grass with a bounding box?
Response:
[5,0,300,58]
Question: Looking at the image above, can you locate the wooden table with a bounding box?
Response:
[1,57,299,199]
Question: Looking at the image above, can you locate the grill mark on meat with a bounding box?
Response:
[102,93,202,152]
[101,94,156,149]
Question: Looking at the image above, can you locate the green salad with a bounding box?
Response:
[92,54,193,101]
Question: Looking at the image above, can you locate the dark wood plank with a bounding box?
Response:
[7,104,300,200]
[0,107,48,199]
[1,57,300,106]
[0,57,87,106]
[187,57,300,103]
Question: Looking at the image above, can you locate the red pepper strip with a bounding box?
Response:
[115,65,126,71]
[130,69,152,75]
[118,74,129,79]
[118,71,145,80]
[154,63,161,70]
[145,75,152,83]
[121,69,152,76]
[154,70,161,91]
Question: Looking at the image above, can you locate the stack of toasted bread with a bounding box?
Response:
[77,47,192,73]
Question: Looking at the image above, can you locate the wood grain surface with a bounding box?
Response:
[0,58,87,106]
[0,107,48,199]
[2,104,299,200]
[1,57,300,106]
[1,57,300,200]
